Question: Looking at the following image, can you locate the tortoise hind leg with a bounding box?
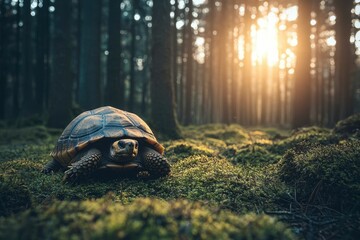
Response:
[63,149,102,183]
[42,159,64,174]
[140,147,170,179]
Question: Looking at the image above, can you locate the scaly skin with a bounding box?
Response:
[141,147,171,178]
[63,149,102,183]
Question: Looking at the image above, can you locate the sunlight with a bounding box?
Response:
[253,11,279,66]
[236,5,298,68]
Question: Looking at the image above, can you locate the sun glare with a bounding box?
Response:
[253,11,279,66]
[237,6,298,68]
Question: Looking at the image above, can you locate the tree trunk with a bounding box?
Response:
[292,0,312,128]
[241,0,253,125]
[129,0,138,111]
[35,0,50,115]
[184,0,194,125]
[333,0,353,122]
[207,0,215,123]
[78,0,102,110]
[21,0,35,117]
[13,1,21,118]
[150,0,180,138]
[220,1,229,124]
[0,1,7,119]
[48,0,73,128]
[172,0,179,106]
[106,0,124,109]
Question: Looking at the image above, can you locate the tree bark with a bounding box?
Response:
[48,0,73,128]
[35,0,50,114]
[150,0,180,138]
[0,1,7,119]
[21,0,35,117]
[333,0,353,122]
[106,0,124,109]
[129,0,138,111]
[241,0,253,125]
[292,0,312,128]
[78,0,102,110]
[184,0,194,125]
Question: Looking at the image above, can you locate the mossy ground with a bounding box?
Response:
[0,115,360,239]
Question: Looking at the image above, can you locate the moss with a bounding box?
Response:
[267,127,338,155]
[0,176,31,216]
[183,124,249,145]
[0,125,59,146]
[279,139,360,210]
[1,123,359,238]
[0,197,296,240]
[165,140,215,161]
[333,113,360,137]
[230,144,281,166]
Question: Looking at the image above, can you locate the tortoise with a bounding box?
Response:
[43,106,170,182]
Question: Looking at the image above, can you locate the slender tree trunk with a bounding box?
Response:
[141,25,151,115]
[221,1,229,124]
[261,58,268,125]
[106,0,124,108]
[21,0,35,116]
[293,0,312,128]
[184,0,194,125]
[230,1,239,123]
[151,0,180,138]
[333,0,353,122]
[48,0,73,128]
[178,12,186,123]
[35,0,49,114]
[172,0,179,106]
[241,0,253,125]
[207,0,215,123]
[0,1,7,119]
[129,0,138,111]
[79,0,102,109]
[13,1,21,118]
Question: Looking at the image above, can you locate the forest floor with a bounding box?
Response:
[0,115,360,239]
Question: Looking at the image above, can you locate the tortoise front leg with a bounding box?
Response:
[140,147,171,179]
[63,149,102,183]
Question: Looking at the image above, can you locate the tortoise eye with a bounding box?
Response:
[118,141,126,148]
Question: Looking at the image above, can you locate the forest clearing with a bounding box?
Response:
[1,0,360,239]
[0,113,359,239]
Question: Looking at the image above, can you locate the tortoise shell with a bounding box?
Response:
[51,106,164,166]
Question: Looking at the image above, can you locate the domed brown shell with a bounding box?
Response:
[50,106,164,166]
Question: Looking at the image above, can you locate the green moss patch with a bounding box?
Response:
[229,144,281,166]
[165,140,216,161]
[0,197,296,240]
[0,125,60,146]
[0,176,31,216]
[183,124,249,145]
[279,139,360,210]
[333,113,360,137]
[267,127,337,155]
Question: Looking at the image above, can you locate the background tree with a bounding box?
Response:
[334,0,354,122]
[150,0,180,138]
[292,0,312,128]
[184,0,194,125]
[48,0,73,128]
[106,0,124,108]
[78,0,102,110]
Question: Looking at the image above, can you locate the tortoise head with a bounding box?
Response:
[109,139,138,162]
